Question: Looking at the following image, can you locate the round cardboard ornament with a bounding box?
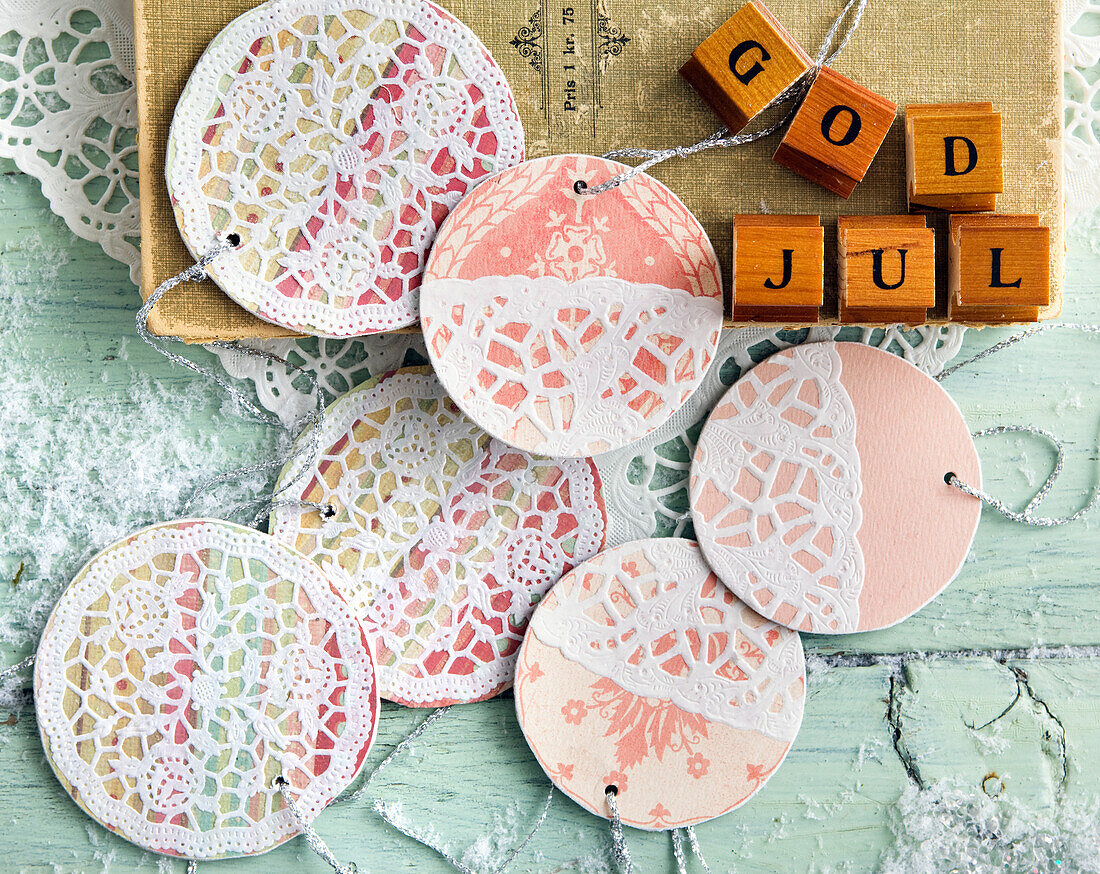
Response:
[515,538,805,830]
[34,518,379,860]
[690,342,983,634]
[167,0,524,337]
[269,366,608,706]
[420,154,724,457]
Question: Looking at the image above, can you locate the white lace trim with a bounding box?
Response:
[166,0,524,337]
[530,538,805,742]
[34,518,378,859]
[269,367,607,704]
[421,275,723,457]
[691,343,865,634]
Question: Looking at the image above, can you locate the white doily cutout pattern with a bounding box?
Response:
[529,539,805,742]
[166,0,524,337]
[269,366,607,706]
[0,0,139,283]
[34,518,379,859]
[1065,0,1100,217]
[690,343,865,634]
[421,154,723,457]
[422,275,724,456]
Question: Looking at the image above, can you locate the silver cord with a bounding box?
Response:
[578,0,868,195]
[0,653,34,682]
[685,825,711,873]
[186,860,197,874]
[672,827,687,874]
[605,787,635,874]
[275,776,357,874]
[936,323,1099,527]
[136,239,332,525]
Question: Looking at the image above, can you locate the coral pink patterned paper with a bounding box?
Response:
[690,342,983,634]
[167,0,524,337]
[515,539,805,829]
[270,366,607,706]
[34,519,379,859]
[420,154,724,457]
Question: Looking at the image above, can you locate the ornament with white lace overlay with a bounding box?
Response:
[33,518,379,859]
[515,538,805,829]
[420,154,724,457]
[269,366,607,706]
[165,0,524,337]
[690,342,982,634]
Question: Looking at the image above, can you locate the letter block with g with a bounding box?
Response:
[679,1,811,133]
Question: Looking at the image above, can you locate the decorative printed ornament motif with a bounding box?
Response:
[691,342,983,635]
[420,154,724,457]
[33,519,379,860]
[269,366,608,706]
[167,0,524,337]
[515,538,805,830]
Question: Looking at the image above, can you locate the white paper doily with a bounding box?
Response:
[33,518,379,859]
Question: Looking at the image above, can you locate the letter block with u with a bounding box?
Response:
[679,1,811,133]
[948,215,1049,322]
[906,103,1003,212]
[773,67,897,198]
[837,216,935,324]
[732,215,823,322]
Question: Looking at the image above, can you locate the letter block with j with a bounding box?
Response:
[906,103,1003,212]
[774,67,897,198]
[837,216,935,324]
[679,1,811,133]
[949,215,1049,322]
[732,215,823,322]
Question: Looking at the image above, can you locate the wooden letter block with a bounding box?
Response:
[732,215,823,322]
[773,67,897,198]
[679,1,811,133]
[948,215,1049,322]
[837,216,935,324]
[906,103,1003,212]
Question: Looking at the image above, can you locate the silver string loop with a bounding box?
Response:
[685,825,711,873]
[0,653,35,682]
[672,827,687,874]
[937,323,1099,528]
[275,776,357,874]
[578,0,868,195]
[137,239,331,525]
[605,786,635,873]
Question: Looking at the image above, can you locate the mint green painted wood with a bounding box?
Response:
[0,166,1097,872]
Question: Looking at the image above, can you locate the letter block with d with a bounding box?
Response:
[679,1,811,133]
[906,103,1003,212]
[837,216,935,324]
[948,215,1049,322]
[773,67,897,198]
[732,215,823,322]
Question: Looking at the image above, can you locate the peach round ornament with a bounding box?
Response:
[269,366,608,707]
[515,538,805,830]
[420,154,724,457]
[690,341,983,634]
[167,0,524,337]
[33,518,379,860]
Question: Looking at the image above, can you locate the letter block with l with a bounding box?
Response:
[679,1,811,133]
[837,216,935,324]
[732,215,823,322]
[906,103,1003,212]
[948,215,1050,322]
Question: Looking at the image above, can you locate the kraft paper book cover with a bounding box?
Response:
[136,0,1064,341]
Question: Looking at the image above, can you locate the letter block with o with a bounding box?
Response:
[679,1,811,133]
[948,215,1049,322]
[906,103,1003,212]
[837,215,935,324]
[732,215,823,322]
[773,67,897,198]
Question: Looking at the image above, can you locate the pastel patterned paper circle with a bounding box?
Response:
[167,0,524,337]
[33,519,379,860]
[690,342,983,635]
[515,539,805,830]
[269,366,608,706]
[420,154,724,457]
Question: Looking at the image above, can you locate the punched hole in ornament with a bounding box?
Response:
[573,180,588,194]
[322,504,337,519]
[605,784,618,797]
[226,232,241,247]
[944,471,957,484]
